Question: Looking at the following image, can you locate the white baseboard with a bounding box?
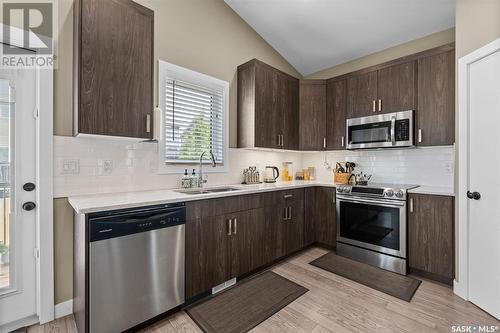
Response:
[453,279,468,301]
[54,299,73,319]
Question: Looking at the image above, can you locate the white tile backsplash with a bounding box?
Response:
[53,136,304,197]
[54,136,454,197]
[302,146,455,187]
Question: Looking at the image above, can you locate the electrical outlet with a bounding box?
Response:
[98,159,113,175]
[61,159,80,175]
[445,162,453,174]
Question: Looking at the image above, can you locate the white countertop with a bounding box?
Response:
[68,181,335,214]
[408,185,455,196]
[68,181,455,214]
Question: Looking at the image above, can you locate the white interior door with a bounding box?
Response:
[0,67,38,327]
[468,48,500,319]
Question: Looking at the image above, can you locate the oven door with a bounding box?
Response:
[336,195,406,258]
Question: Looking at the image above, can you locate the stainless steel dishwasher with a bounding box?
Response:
[88,203,185,333]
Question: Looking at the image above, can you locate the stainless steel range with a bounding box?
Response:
[336,183,418,275]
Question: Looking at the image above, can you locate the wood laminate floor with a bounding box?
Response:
[28,247,499,333]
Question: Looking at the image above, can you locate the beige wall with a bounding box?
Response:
[455,0,500,58]
[305,28,455,79]
[53,0,300,304]
[54,0,300,139]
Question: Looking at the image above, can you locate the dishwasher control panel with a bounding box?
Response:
[89,203,186,242]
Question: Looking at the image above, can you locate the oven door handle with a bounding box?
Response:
[390,116,396,146]
[337,196,406,208]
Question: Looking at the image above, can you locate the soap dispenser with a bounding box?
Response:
[190,169,198,188]
[181,169,191,188]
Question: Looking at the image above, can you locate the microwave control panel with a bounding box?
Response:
[395,119,410,141]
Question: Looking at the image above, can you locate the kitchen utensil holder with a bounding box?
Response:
[334,172,351,185]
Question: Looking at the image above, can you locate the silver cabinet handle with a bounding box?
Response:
[283,207,287,220]
[372,100,376,112]
[283,194,293,199]
[146,114,151,133]
[227,218,232,236]
[341,135,344,147]
[323,137,326,149]
[418,129,422,143]
[281,135,284,147]
[277,135,281,147]
[409,198,414,213]
[288,206,292,220]
[233,218,237,235]
[378,99,382,112]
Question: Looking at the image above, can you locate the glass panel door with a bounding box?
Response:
[0,79,12,290]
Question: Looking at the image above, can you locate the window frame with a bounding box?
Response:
[157,61,229,174]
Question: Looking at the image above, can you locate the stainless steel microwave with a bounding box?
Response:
[346,110,414,149]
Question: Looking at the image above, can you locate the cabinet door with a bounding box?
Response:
[315,187,336,247]
[254,64,281,148]
[263,204,287,262]
[281,74,300,150]
[417,50,455,146]
[185,215,231,299]
[299,81,326,150]
[230,208,266,277]
[347,71,378,118]
[326,79,347,150]
[408,194,454,281]
[286,199,305,254]
[77,0,153,138]
[377,61,417,114]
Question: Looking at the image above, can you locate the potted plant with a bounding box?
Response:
[0,242,8,265]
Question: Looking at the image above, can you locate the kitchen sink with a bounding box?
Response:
[175,187,241,195]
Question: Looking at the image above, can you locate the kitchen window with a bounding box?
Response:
[158,61,229,173]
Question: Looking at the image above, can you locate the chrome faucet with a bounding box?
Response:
[198,150,216,188]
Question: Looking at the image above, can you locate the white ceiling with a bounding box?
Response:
[225,0,455,76]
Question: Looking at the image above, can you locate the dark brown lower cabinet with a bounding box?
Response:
[408,194,454,284]
[305,187,336,247]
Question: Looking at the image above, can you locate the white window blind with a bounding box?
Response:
[163,78,225,164]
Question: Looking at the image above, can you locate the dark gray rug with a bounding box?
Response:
[186,271,308,333]
[310,252,421,302]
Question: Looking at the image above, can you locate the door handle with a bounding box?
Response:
[281,135,284,147]
[283,207,287,220]
[277,135,281,147]
[23,182,36,191]
[378,99,382,112]
[283,194,293,199]
[372,100,376,113]
[390,116,396,145]
[341,135,344,147]
[323,137,326,149]
[467,191,481,200]
[233,218,237,234]
[22,201,36,211]
[227,218,232,236]
[409,198,414,213]
[288,206,292,220]
[418,129,422,143]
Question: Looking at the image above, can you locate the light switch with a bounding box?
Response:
[62,159,80,175]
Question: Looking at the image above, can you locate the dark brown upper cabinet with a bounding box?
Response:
[237,59,299,150]
[347,71,378,118]
[347,61,416,118]
[74,0,154,138]
[408,193,454,284]
[326,79,347,150]
[299,80,327,150]
[417,49,455,146]
[377,61,417,113]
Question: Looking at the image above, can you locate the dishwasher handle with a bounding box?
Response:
[89,204,186,242]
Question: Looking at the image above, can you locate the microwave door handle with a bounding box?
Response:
[390,116,396,145]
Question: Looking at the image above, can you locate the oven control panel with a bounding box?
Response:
[336,185,407,200]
